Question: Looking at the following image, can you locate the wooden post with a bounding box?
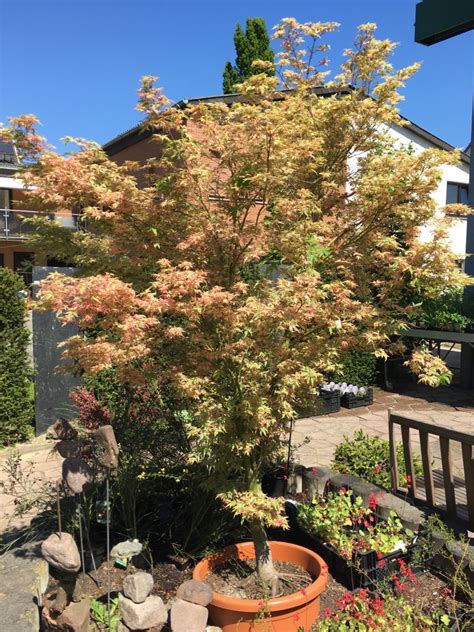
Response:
[419,429,435,506]
[388,409,399,493]
[461,443,474,530]
[440,437,456,517]
[401,425,417,499]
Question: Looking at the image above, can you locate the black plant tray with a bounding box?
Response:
[341,387,373,409]
[296,389,341,416]
[283,504,416,590]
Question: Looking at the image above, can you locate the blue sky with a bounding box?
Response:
[0,0,472,151]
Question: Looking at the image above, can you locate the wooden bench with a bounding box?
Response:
[388,411,474,529]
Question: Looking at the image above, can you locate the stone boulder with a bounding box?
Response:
[62,458,93,495]
[170,598,208,632]
[110,540,142,560]
[41,533,81,573]
[176,579,213,606]
[93,425,119,469]
[122,572,154,604]
[118,593,167,630]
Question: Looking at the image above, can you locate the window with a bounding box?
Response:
[0,189,11,209]
[14,252,34,286]
[446,182,469,206]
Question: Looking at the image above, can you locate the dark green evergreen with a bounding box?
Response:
[0,268,34,445]
[222,18,275,94]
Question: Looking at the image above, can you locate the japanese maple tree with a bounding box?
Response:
[2,19,469,592]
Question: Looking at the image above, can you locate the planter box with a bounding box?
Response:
[296,389,341,417]
[282,504,417,590]
[341,387,373,409]
[294,523,416,590]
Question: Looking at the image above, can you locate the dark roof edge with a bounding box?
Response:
[103,90,470,165]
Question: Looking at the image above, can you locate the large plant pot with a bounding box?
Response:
[193,541,328,632]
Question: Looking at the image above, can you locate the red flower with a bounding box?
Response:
[378,559,387,569]
[368,492,378,510]
[441,586,452,597]
[373,464,381,473]
[323,608,332,618]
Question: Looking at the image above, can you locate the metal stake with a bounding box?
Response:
[77,504,86,579]
[81,492,97,573]
[56,483,62,538]
[106,474,111,630]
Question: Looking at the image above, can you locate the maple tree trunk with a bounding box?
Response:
[248,472,281,597]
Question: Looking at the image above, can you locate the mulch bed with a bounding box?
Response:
[205,558,313,599]
[42,558,470,630]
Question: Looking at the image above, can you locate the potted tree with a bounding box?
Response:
[5,17,469,632]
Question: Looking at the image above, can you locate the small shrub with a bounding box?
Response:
[332,429,422,489]
[0,268,34,446]
[331,350,378,386]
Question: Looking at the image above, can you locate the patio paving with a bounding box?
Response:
[293,385,474,475]
[0,434,63,536]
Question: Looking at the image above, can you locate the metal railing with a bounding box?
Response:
[0,208,83,240]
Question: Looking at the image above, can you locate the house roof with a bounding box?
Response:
[103,89,470,165]
[0,140,20,173]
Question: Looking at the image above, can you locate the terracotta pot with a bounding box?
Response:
[193,541,328,632]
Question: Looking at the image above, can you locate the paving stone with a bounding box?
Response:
[0,543,49,632]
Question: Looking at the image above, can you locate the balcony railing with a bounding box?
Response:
[0,209,83,240]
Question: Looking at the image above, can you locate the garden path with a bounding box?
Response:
[0,434,62,536]
[293,385,474,476]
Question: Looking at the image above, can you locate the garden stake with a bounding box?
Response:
[56,482,62,538]
[106,474,111,630]
[77,504,86,578]
[81,492,97,573]
[284,418,294,496]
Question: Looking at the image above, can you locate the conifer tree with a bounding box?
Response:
[0,267,33,445]
[223,18,274,93]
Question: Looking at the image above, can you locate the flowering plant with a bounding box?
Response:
[321,382,368,398]
[297,490,414,559]
[318,588,449,631]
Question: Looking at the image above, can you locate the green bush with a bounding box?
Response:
[0,268,34,446]
[332,350,378,386]
[332,429,422,489]
[80,371,244,557]
[418,289,474,331]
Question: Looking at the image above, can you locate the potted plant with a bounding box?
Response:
[11,15,469,632]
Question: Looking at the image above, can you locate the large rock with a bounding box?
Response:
[56,439,81,459]
[0,544,49,632]
[302,466,337,497]
[118,593,167,631]
[62,458,93,495]
[41,533,81,573]
[58,598,90,632]
[93,425,119,469]
[176,579,213,606]
[53,418,78,441]
[170,598,208,632]
[122,572,154,604]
